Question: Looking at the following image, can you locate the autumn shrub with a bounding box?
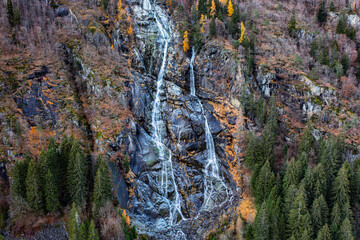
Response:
[98,202,125,240]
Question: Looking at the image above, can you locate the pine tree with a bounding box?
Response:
[68,202,80,240]
[67,140,88,207]
[341,52,350,75]
[93,158,112,213]
[298,127,314,155]
[6,0,14,27]
[317,0,328,24]
[252,161,275,205]
[316,224,331,240]
[253,202,269,240]
[79,218,89,240]
[311,195,328,233]
[288,11,297,37]
[287,185,313,239]
[26,159,43,212]
[283,158,301,190]
[330,203,341,236]
[210,17,216,38]
[45,170,60,213]
[88,219,99,240]
[332,164,350,207]
[313,163,327,200]
[336,12,347,34]
[11,155,30,199]
[339,218,354,240]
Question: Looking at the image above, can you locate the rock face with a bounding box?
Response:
[108,0,240,238]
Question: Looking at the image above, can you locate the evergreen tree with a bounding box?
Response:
[317,0,328,24]
[288,10,297,37]
[283,158,301,190]
[336,12,347,34]
[93,158,112,213]
[298,127,314,155]
[339,218,354,240]
[251,161,275,205]
[210,17,216,38]
[45,170,60,213]
[68,202,80,240]
[244,132,258,169]
[60,136,73,204]
[283,184,298,217]
[341,52,350,75]
[253,202,269,240]
[11,155,30,198]
[26,159,43,212]
[329,1,335,12]
[316,224,331,240]
[350,158,360,203]
[330,203,341,236]
[255,95,266,126]
[332,164,350,207]
[287,185,313,239]
[79,219,89,240]
[6,0,14,27]
[88,219,99,240]
[313,163,327,200]
[311,195,328,233]
[46,138,61,189]
[67,140,88,207]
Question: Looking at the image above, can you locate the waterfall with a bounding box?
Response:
[189,48,229,209]
[143,0,184,226]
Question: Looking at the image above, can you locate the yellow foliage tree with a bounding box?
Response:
[239,21,246,44]
[183,31,189,52]
[200,14,206,34]
[167,0,172,7]
[117,0,124,21]
[127,15,133,35]
[227,0,234,17]
[196,0,199,11]
[210,0,216,17]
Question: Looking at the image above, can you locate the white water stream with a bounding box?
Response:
[189,48,229,209]
[143,0,185,226]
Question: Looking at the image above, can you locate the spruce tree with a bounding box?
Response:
[341,52,350,75]
[69,202,80,240]
[350,158,360,203]
[339,218,354,240]
[26,159,43,212]
[329,1,335,12]
[336,12,347,34]
[332,164,350,207]
[87,219,99,240]
[313,163,327,199]
[255,95,266,126]
[330,203,341,236]
[252,161,275,205]
[244,132,258,170]
[79,218,89,240]
[316,224,331,240]
[6,0,14,27]
[283,158,301,190]
[46,138,61,189]
[93,158,112,213]
[287,185,313,239]
[67,140,88,207]
[253,202,269,240]
[11,156,30,199]
[317,0,328,24]
[45,170,60,213]
[288,11,297,37]
[210,17,216,38]
[311,195,329,233]
[298,127,314,155]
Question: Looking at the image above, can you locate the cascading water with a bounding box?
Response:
[143,0,185,227]
[189,48,230,209]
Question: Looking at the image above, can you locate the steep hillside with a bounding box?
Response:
[0,0,360,239]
